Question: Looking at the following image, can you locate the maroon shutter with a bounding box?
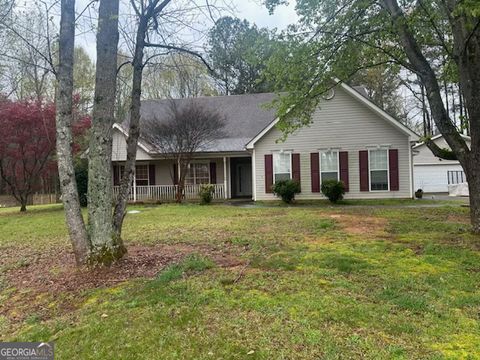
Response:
[148,164,156,185]
[359,150,369,192]
[389,149,399,191]
[210,162,217,184]
[339,151,349,192]
[113,165,119,186]
[265,154,273,193]
[292,153,301,191]
[173,163,178,185]
[310,153,320,193]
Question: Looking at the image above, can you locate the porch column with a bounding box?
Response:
[223,156,228,199]
[133,167,137,202]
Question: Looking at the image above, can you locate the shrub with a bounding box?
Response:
[199,184,215,204]
[321,180,346,203]
[272,179,301,203]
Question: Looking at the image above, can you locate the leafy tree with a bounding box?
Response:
[265,0,480,232]
[142,53,217,99]
[350,64,407,121]
[0,100,55,211]
[207,16,277,95]
[0,99,89,212]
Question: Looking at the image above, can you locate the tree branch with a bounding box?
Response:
[144,42,213,72]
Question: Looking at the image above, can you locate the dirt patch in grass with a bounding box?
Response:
[0,243,244,329]
[3,243,244,293]
[330,214,388,238]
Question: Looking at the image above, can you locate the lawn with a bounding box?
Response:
[0,201,479,359]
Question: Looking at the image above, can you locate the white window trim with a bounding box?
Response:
[186,162,210,185]
[368,149,390,192]
[135,164,150,186]
[273,151,292,184]
[320,150,340,184]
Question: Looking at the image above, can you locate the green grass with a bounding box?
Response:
[1,202,480,359]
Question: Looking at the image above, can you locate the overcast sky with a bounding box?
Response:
[233,0,297,29]
[76,0,298,60]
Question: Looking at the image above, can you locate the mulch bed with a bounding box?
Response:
[0,243,245,330]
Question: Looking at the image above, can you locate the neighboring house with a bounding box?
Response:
[111,82,419,202]
[413,134,470,193]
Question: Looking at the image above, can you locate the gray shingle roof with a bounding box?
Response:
[135,93,278,153]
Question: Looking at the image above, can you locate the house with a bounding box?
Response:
[111,82,419,202]
[413,134,470,193]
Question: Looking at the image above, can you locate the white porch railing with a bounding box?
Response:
[113,184,225,202]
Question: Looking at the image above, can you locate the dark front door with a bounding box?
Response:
[230,157,252,198]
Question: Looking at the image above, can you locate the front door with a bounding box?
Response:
[235,162,252,197]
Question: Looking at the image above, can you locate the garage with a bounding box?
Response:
[414,163,464,193]
[413,134,470,194]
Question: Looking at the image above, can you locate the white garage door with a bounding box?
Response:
[414,164,464,193]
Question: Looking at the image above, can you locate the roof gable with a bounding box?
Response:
[135,94,277,152]
[246,82,419,149]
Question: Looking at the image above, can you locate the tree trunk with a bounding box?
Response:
[87,0,126,264]
[466,162,480,233]
[383,0,480,232]
[20,201,26,212]
[56,0,89,265]
[112,16,148,240]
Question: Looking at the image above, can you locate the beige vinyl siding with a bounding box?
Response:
[254,87,413,200]
[112,129,152,161]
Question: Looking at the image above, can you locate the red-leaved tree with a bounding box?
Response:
[0,98,89,211]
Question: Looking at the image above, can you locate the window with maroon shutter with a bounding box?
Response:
[359,150,369,191]
[265,154,273,193]
[310,153,320,192]
[369,149,389,191]
[292,153,301,191]
[339,151,349,192]
[389,149,399,191]
[148,164,156,186]
[210,162,217,184]
[186,163,210,184]
[320,151,339,183]
[135,165,149,186]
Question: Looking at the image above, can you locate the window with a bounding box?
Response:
[185,163,210,185]
[135,165,149,186]
[369,150,389,191]
[273,152,291,183]
[320,151,339,183]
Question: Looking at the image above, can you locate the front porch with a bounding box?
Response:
[113,184,226,202]
[112,155,252,202]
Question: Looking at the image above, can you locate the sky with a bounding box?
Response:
[233,0,298,30]
[76,0,298,60]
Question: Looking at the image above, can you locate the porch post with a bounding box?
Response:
[223,156,228,199]
[133,167,137,203]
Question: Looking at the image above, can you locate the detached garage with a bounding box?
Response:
[413,134,470,193]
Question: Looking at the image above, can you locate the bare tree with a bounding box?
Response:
[56,0,89,265]
[87,0,126,263]
[143,100,225,202]
[56,0,126,265]
[112,0,222,239]
[0,1,57,101]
